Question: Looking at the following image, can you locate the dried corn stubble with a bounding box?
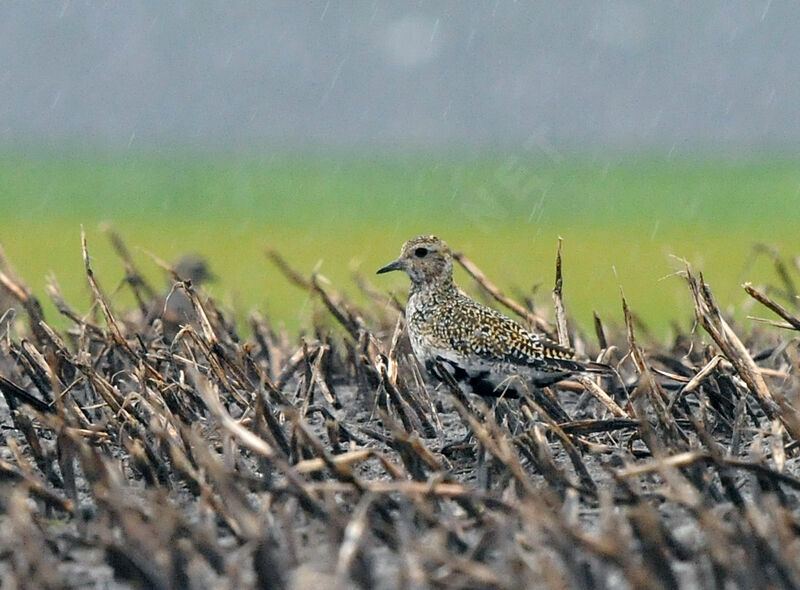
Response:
[0,234,797,589]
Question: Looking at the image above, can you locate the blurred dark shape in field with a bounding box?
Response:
[153,254,216,342]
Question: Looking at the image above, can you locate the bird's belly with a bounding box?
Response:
[419,352,515,395]
[407,329,430,367]
[425,354,570,397]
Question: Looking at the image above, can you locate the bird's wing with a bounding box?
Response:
[454,300,605,374]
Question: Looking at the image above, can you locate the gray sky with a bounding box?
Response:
[2,1,798,153]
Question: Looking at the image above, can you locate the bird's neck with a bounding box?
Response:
[409,276,457,299]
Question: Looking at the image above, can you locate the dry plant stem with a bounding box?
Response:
[384,319,437,437]
[352,271,404,314]
[623,292,686,446]
[0,374,53,414]
[45,277,105,336]
[452,395,538,498]
[310,274,360,338]
[181,282,221,347]
[744,282,800,330]
[270,247,368,341]
[436,363,538,496]
[104,225,156,310]
[621,292,646,375]
[686,267,787,429]
[557,418,639,435]
[311,346,340,408]
[615,451,800,491]
[81,229,128,350]
[335,493,373,581]
[0,256,50,345]
[294,449,374,474]
[666,354,724,412]
[521,396,597,494]
[552,237,570,348]
[198,381,275,458]
[577,376,627,417]
[453,251,556,339]
[378,364,417,433]
[593,311,608,350]
[387,316,403,384]
[81,229,162,384]
[0,457,73,512]
[266,247,312,290]
[752,243,799,303]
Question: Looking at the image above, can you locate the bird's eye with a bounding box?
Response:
[414,247,429,258]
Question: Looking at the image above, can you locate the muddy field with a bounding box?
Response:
[1,233,800,590]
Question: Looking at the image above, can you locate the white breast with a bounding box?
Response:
[405,293,434,368]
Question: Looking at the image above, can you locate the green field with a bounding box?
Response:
[1,152,798,337]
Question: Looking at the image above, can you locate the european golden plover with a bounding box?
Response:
[377,235,610,397]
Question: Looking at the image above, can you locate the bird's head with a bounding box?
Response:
[376,235,454,287]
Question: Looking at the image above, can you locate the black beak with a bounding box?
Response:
[376,259,403,274]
